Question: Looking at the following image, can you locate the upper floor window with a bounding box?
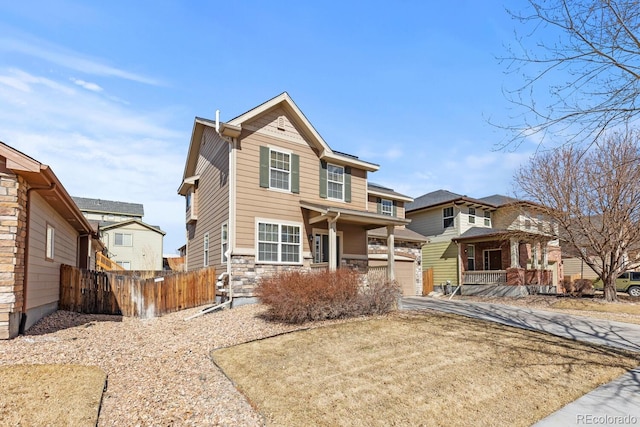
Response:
[46,223,55,260]
[381,199,393,216]
[114,233,132,246]
[327,164,344,200]
[468,207,476,224]
[186,191,191,209]
[116,261,131,270]
[443,207,454,228]
[260,146,299,194]
[257,221,301,264]
[484,211,491,227]
[270,149,290,191]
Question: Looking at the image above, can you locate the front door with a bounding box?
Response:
[314,234,341,267]
[484,249,502,270]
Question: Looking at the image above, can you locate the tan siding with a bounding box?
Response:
[563,257,598,280]
[186,128,230,271]
[27,192,78,309]
[234,124,367,251]
[422,241,459,286]
[340,223,367,256]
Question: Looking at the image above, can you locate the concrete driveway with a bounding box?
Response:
[401,296,640,426]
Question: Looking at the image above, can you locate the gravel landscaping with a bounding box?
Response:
[1,295,638,426]
[0,305,351,426]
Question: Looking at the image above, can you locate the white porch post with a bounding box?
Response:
[328,218,338,271]
[542,241,548,269]
[510,238,519,268]
[386,225,395,281]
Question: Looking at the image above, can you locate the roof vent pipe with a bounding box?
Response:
[215,110,220,133]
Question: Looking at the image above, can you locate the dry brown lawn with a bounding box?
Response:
[211,311,640,427]
[0,364,106,426]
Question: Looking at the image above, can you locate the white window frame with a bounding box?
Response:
[467,244,475,271]
[221,223,228,263]
[327,163,344,201]
[468,207,476,224]
[203,232,209,267]
[443,207,454,228]
[256,219,302,264]
[114,233,133,247]
[116,261,131,270]
[269,148,291,191]
[381,199,393,216]
[484,211,491,227]
[46,223,55,261]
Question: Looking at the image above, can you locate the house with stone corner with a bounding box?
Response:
[72,197,165,270]
[177,92,415,305]
[405,190,563,295]
[366,182,428,296]
[0,142,103,339]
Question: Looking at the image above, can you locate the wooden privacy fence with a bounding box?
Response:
[59,264,218,318]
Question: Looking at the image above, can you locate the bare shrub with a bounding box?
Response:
[573,279,594,296]
[358,279,402,315]
[255,270,400,323]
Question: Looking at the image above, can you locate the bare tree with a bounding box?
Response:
[501,0,640,148]
[515,130,640,301]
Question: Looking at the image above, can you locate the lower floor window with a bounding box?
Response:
[116,261,131,270]
[257,221,301,263]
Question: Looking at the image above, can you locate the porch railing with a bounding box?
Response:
[463,270,507,285]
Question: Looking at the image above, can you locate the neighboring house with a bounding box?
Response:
[0,142,102,339]
[178,92,412,303]
[366,183,428,296]
[73,197,165,270]
[406,190,562,290]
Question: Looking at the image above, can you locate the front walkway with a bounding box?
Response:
[401,296,640,426]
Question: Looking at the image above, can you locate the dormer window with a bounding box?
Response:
[484,211,491,227]
[468,207,476,224]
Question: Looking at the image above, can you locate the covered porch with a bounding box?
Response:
[453,228,558,287]
[300,201,410,281]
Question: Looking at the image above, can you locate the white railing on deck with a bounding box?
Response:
[463,270,507,285]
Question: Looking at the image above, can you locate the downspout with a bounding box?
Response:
[20,182,56,334]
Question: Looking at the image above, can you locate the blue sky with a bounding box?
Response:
[0,0,538,254]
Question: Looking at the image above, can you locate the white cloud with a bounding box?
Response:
[0,37,162,86]
[0,67,186,252]
[71,77,103,92]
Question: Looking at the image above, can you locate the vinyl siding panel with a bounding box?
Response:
[186,128,229,271]
[563,257,598,280]
[234,118,368,251]
[27,192,78,310]
[103,223,164,270]
[422,241,459,286]
[407,208,458,240]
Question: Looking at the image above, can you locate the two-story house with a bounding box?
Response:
[178,92,415,304]
[72,197,165,270]
[406,190,562,293]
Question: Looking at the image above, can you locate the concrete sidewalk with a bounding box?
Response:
[401,296,640,426]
